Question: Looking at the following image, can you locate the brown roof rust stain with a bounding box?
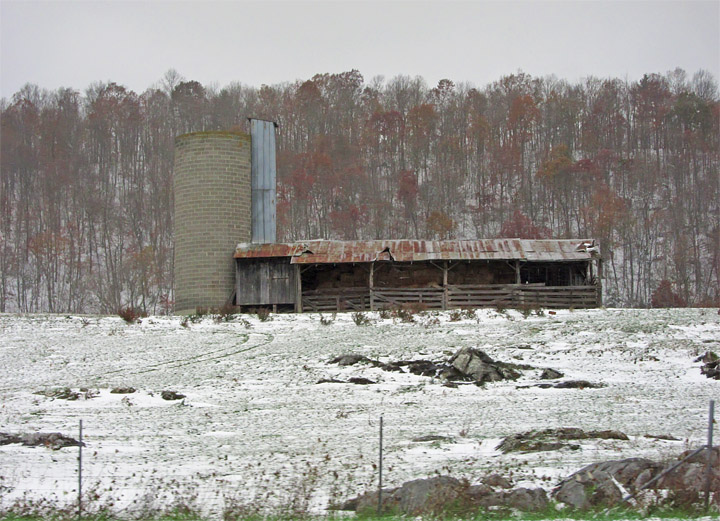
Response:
[234,239,600,264]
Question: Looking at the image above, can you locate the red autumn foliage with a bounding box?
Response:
[499,211,552,239]
[651,280,686,308]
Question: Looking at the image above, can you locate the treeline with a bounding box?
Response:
[1,68,718,313]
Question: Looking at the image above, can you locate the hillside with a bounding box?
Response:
[0,308,718,516]
[1,69,718,313]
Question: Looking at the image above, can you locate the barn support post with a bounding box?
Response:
[442,261,448,310]
[369,262,375,311]
[515,261,521,285]
[597,258,603,306]
[294,265,303,313]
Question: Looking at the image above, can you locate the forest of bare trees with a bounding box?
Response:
[1,68,718,313]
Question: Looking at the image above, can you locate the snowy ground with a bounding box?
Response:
[0,308,718,517]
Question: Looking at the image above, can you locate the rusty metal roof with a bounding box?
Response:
[234,239,599,264]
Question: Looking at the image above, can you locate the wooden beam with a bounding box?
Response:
[369,262,375,311]
[442,261,448,310]
[295,264,303,313]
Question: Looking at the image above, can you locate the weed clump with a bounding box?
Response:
[213,302,238,322]
[319,313,336,326]
[118,306,147,324]
[352,312,372,326]
[254,308,272,322]
[449,309,464,322]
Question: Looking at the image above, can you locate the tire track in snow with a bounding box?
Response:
[93,333,252,377]
[0,332,275,392]
[90,332,275,378]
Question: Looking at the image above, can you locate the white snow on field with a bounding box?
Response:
[0,308,718,517]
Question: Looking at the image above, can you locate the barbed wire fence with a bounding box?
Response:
[1,399,716,519]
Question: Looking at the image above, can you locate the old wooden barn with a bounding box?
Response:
[234,238,602,312]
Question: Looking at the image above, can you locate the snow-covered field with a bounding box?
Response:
[0,308,718,517]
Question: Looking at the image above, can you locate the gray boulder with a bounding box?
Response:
[345,476,467,515]
[554,448,720,509]
[329,354,373,366]
[540,368,564,379]
[449,347,521,383]
[553,458,663,509]
[338,475,548,515]
[497,427,628,454]
[20,432,85,450]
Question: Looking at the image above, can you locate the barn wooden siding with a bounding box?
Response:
[235,258,296,306]
[234,239,602,312]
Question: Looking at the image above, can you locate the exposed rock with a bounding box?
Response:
[329,354,374,366]
[19,432,85,450]
[526,380,606,389]
[554,448,720,510]
[502,487,549,511]
[347,377,376,385]
[412,435,453,443]
[465,484,548,511]
[316,377,376,385]
[540,368,564,380]
[592,429,630,440]
[553,458,661,509]
[482,473,513,489]
[555,380,606,389]
[697,351,720,380]
[676,445,719,466]
[394,360,441,377]
[337,475,548,515]
[655,447,720,506]
[694,351,718,364]
[160,391,185,400]
[341,476,467,515]
[110,387,136,394]
[644,433,680,441]
[327,347,532,386]
[498,427,628,453]
[316,378,345,384]
[34,387,80,400]
[0,433,22,445]
[449,347,523,383]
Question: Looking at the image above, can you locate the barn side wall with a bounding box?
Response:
[174,131,251,314]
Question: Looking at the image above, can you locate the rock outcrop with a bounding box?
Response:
[337,475,548,515]
[497,427,629,453]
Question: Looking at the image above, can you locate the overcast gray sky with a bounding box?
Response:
[1,0,718,98]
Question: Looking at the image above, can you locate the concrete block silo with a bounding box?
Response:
[173,131,252,314]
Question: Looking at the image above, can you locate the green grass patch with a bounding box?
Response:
[1,504,718,521]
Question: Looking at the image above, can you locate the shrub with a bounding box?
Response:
[352,312,372,326]
[213,303,238,322]
[461,308,476,319]
[118,306,147,324]
[391,304,424,323]
[403,302,428,315]
[651,280,687,308]
[449,309,464,322]
[255,308,272,322]
[378,308,392,319]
